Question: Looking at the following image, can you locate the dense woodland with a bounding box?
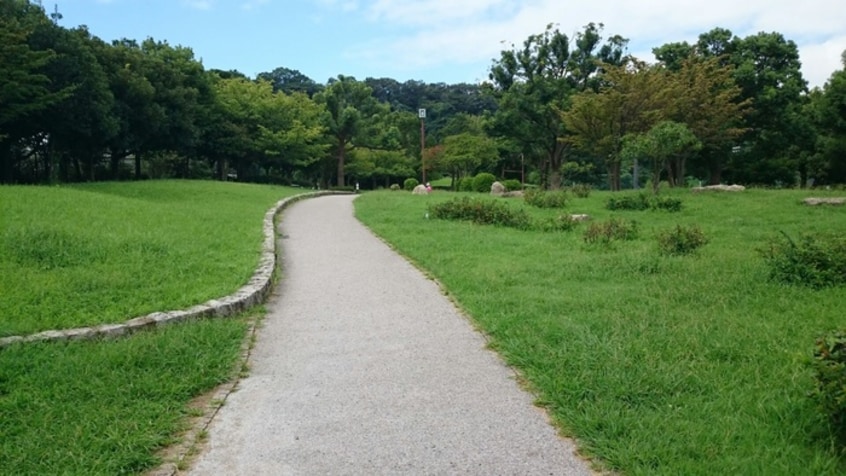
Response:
[2,0,845,189]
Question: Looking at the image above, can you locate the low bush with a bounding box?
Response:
[570,184,592,198]
[428,197,531,229]
[472,172,497,193]
[524,188,568,209]
[606,193,652,211]
[502,179,523,192]
[458,177,474,192]
[760,232,846,288]
[533,214,578,232]
[657,224,708,255]
[811,330,846,439]
[403,178,419,191]
[583,218,639,245]
[606,192,683,212]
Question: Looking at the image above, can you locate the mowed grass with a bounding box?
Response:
[0,180,299,336]
[354,188,846,475]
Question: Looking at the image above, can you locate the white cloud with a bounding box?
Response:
[342,0,846,88]
[182,0,214,10]
[242,0,270,11]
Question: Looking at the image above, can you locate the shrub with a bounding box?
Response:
[570,184,592,198]
[760,232,846,288]
[390,184,401,191]
[533,214,578,232]
[811,330,846,439]
[653,196,684,212]
[502,179,523,192]
[657,224,708,255]
[458,177,474,192]
[606,192,683,212]
[472,173,497,193]
[524,188,568,209]
[428,197,531,229]
[583,218,639,245]
[606,193,651,211]
[403,178,419,191]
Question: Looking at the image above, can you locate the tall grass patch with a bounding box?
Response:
[0,180,298,336]
[355,188,846,475]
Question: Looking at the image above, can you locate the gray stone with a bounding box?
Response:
[803,197,846,206]
[412,184,428,195]
[692,184,746,193]
[490,181,506,195]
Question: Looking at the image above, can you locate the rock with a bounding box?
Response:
[691,184,746,193]
[490,181,506,195]
[501,190,524,198]
[412,184,428,195]
[803,197,846,206]
[569,214,591,222]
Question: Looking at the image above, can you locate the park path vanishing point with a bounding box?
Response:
[189,194,593,476]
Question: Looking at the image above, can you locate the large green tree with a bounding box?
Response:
[487,23,628,189]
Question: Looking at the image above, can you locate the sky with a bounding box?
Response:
[54,0,846,89]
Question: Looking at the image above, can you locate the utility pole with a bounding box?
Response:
[418,108,427,184]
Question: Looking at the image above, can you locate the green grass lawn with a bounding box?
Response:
[0,180,299,336]
[354,188,846,475]
[0,180,295,474]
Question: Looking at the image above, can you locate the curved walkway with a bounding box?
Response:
[189,195,593,475]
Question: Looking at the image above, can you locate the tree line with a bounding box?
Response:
[2,1,845,189]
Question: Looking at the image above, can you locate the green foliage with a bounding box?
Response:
[583,217,639,245]
[523,188,569,208]
[457,177,474,192]
[534,214,578,232]
[761,232,846,288]
[502,179,522,191]
[811,330,846,439]
[471,172,497,193]
[403,178,419,191]
[428,197,531,229]
[606,192,683,212]
[657,224,709,255]
[569,183,592,198]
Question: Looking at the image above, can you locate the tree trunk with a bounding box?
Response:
[135,152,142,180]
[336,140,346,188]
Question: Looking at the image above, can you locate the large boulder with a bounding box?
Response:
[490,181,506,196]
[691,184,746,193]
[803,197,846,206]
[412,184,429,195]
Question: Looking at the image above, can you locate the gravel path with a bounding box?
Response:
[189,194,592,475]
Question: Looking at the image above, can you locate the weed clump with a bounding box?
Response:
[524,188,568,209]
[428,197,531,229]
[657,224,708,255]
[534,214,578,232]
[760,232,846,288]
[583,218,639,245]
[811,330,846,440]
[569,184,592,198]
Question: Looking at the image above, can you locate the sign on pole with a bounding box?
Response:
[418,108,426,119]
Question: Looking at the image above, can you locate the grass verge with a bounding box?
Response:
[354,188,846,475]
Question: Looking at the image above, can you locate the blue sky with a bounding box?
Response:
[56,0,845,88]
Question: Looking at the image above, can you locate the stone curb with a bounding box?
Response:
[0,191,350,349]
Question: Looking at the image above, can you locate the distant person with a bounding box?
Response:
[425,182,432,193]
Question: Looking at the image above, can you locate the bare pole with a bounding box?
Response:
[419,108,427,184]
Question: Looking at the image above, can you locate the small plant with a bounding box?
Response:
[524,188,568,209]
[810,330,846,439]
[403,178,419,191]
[760,232,846,288]
[570,184,592,198]
[502,179,523,192]
[657,224,708,255]
[390,183,401,191]
[458,177,474,192]
[472,172,497,193]
[428,197,531,229]
[583,218,639,245]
